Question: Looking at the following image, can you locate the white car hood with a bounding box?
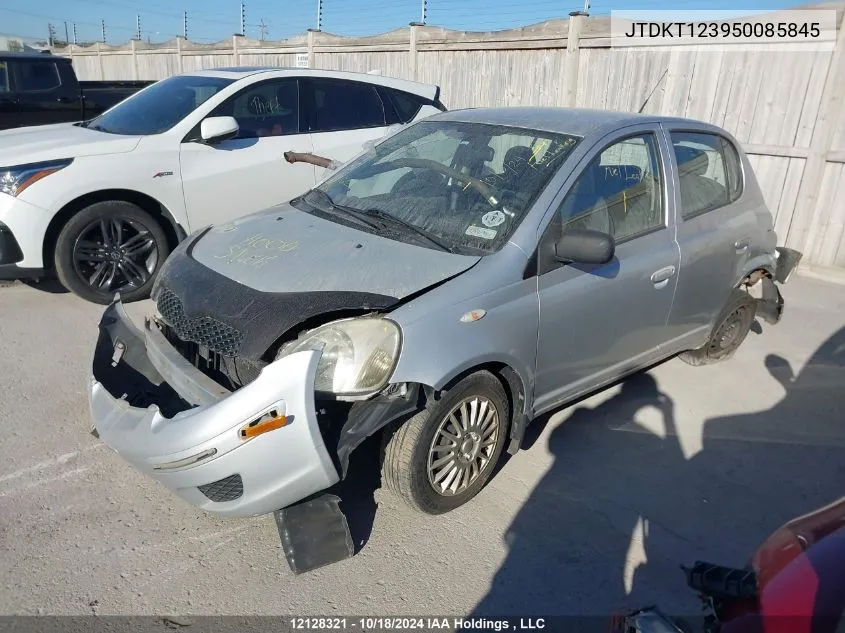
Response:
[0,123,141,166]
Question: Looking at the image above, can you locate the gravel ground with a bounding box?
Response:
[0,274,843,618]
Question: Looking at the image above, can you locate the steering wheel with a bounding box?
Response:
[385,157,503,209]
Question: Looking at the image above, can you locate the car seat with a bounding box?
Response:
[674,145,729,215]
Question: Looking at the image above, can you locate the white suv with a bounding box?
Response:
[0,68,445,302]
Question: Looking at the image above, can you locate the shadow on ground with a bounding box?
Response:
[469,326,845,621]
[22,278,69,295]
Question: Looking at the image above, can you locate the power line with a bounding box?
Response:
[0,0,624,43]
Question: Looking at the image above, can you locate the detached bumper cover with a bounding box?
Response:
[89,298,340,517]
[757,247,803,325]
[775,246,803,284]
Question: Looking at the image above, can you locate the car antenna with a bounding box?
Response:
[638,67,669,114]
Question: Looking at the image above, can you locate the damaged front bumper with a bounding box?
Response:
[89,298,340,518]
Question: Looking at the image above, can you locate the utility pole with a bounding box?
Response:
[258,18,268,40]
[47,23,56,47]
[239,2,246,36]
[583,0,590,14]
[136,14,141,40]
[316,0,322,30]
[183,11,188,39]
[101,19,106,43]
[421,0,427,25]
[72,22,78,45]
[64,21,69,44]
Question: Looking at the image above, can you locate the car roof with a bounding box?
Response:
[428,107,714,137]
[184,67,439,97]
[0,52,69,61]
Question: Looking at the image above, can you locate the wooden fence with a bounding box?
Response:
[61,5,845,275]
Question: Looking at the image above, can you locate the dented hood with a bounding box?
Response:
[190,205,480,297]
[152,205,480,360]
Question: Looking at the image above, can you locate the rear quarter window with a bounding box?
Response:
[721,137,744,202]
[0,62,9,92]
[385,89,426,123]
[381,87,445,124]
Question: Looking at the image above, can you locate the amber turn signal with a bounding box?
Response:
[239,411,288,440]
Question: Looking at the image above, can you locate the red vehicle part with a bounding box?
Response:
[617,497,845,633]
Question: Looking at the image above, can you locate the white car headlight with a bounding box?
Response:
[277,317,401,396]
[0,159,73,197]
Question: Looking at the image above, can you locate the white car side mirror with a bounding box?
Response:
[200,116,239,143]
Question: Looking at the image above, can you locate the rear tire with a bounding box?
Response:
[679,289,757,366]
[382,371,510,514]
[54,201,170,304]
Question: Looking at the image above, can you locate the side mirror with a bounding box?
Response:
[200,116,239,143]
[554,229,615,265]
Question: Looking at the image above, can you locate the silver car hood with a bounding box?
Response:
[190,204,481,297]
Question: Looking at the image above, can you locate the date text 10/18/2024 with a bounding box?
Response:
[291,618,547,631]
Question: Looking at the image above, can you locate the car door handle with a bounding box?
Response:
[735,238,752,251]
[650,265,676,285]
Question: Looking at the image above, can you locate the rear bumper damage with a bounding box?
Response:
[89,298,341,518]
[756,247,803,325]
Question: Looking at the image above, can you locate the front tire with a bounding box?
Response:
[382,371,510,514]
[679,289,757,366]
[54,201,170,304]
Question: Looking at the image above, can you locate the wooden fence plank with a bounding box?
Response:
[774,157,806,242]
[816,163,845,265]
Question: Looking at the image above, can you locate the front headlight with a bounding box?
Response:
[0,159,73,197]
[277,317,401,396]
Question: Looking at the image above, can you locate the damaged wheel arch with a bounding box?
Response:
[333,360,531,481]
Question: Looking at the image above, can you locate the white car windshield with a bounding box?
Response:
[302,121,580,254]
[84,75,235,136]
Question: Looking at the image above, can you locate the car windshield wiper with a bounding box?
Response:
[304,191,455,253]
[359,208,455,253]
[303,189,383,230]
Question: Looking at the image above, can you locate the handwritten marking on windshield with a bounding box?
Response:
[213,233,298,267]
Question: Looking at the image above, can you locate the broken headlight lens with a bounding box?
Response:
[277,317,401,396]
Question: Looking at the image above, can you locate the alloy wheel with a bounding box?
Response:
[427,396,500,496]
[72,217,159,294]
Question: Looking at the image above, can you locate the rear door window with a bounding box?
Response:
[303,78,386,132]
[16,61,61,92]
[671,132,742,219]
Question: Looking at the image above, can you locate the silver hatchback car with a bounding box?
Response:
[89,107,801,522]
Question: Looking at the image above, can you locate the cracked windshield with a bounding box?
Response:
[303,121,580,253]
